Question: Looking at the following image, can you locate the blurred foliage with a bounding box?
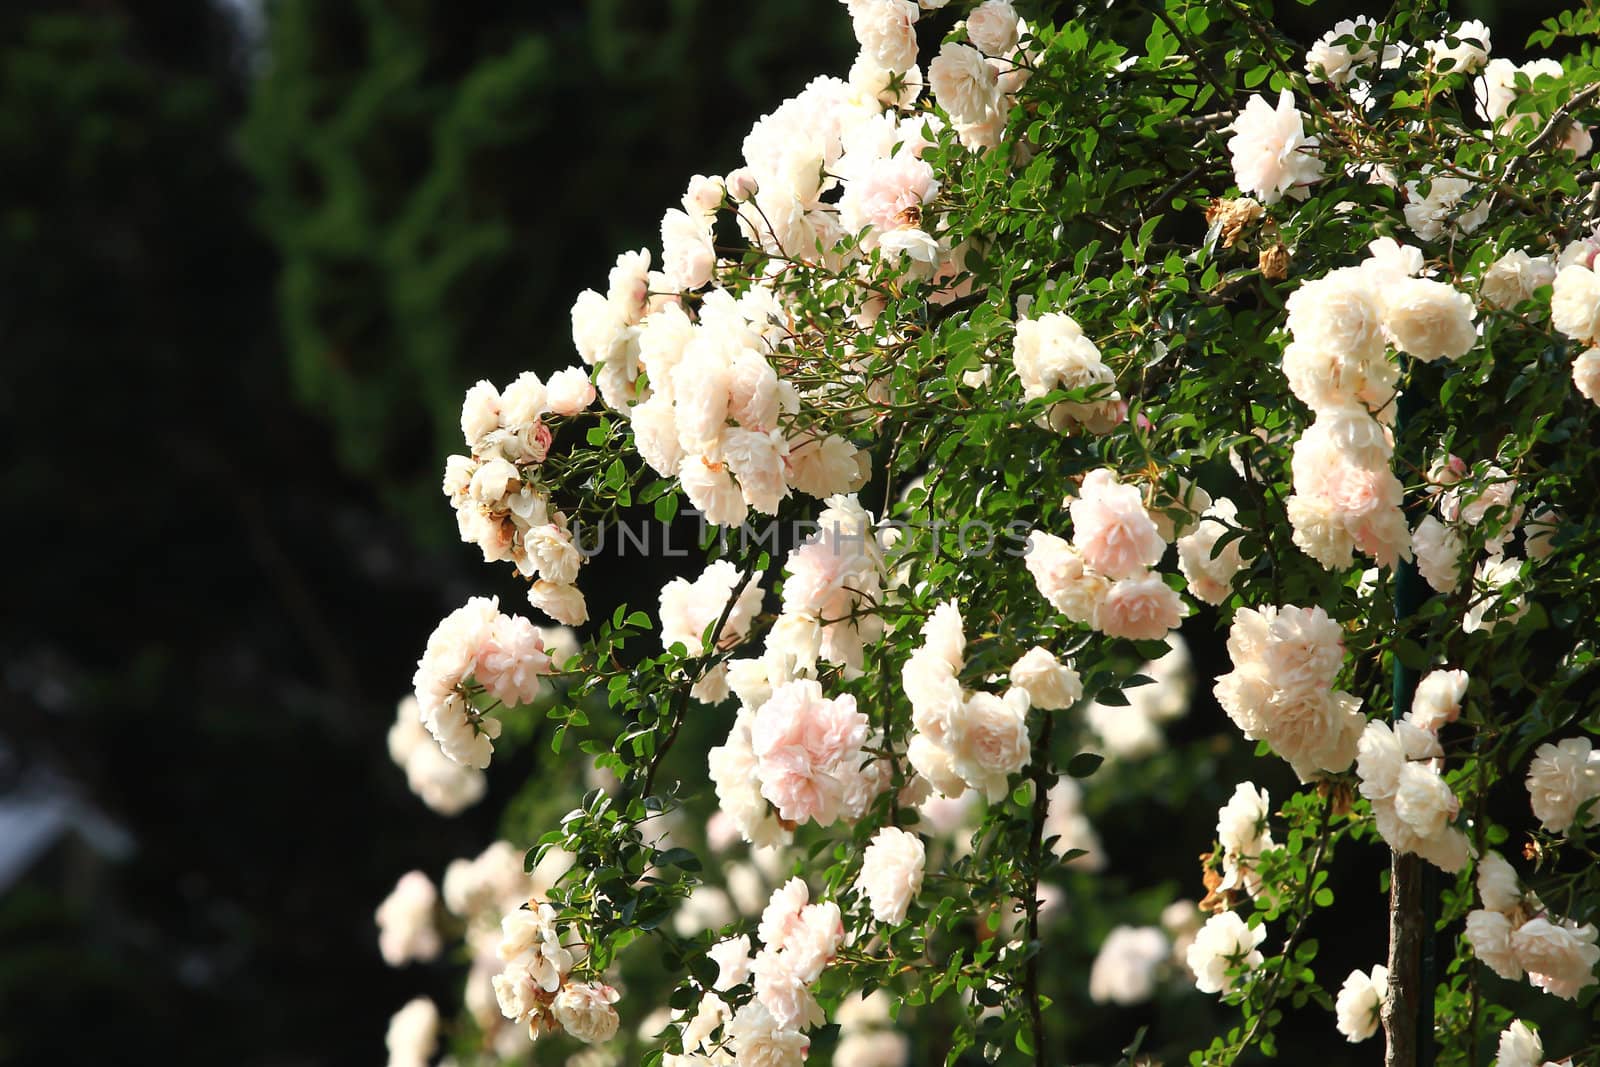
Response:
[242,0,853,530]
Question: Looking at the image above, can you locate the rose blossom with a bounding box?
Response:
[1187,910,1266,994]
[750,680,872,826]
[1069,469,1166,579]
[928,41,1000,125]
[1025,531,1110,625]
[1096,571,1185,641]
[1551,264,1600,343]
[1382,277,1477,362]
[1008,646,1083,709]
[855,826,926,924]
[966,0,1020,55]
[948,689,1031,800]
[1334,965,1388,1042]
[551,982,621,1044]
[1573,347,1600,404]
[1526,737,1600,834]
[385,997,439,1067]
[1511,918,1600,1000]
[1227,89,1323,204]
[1495,1021,1544,1067]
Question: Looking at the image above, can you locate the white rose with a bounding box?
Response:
[1465,908,1522,980]
[1481,249,1555,309]
[461,379,503,448]
[1383,277,1477,362]
[1186,910,1266,994]
[1334,965,1388,1042]
[1008,646,1083,709]
[1573,346,1600,405]
[854,826,926,924]
[551,982,621,1044]
[1551,264,1600,343]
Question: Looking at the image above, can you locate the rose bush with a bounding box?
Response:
[374,2,1600,1064]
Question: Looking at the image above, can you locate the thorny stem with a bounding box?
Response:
[1023,710,1055,1067]
[640,555,761,799]
[1226,790,1338,1063]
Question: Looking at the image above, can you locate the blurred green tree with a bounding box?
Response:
[244,0,853,530]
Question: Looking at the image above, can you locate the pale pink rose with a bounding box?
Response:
[751,949,822,1031]
[1477,851,1524,914]
[966,0,1019,55]
[758,878,810,951]
[659,559,765,656]
[1526,737,1600,833]
[1177,498,1251,605]
[855,826,926,923]
[1512,918,1600,1000]
[550,367,601,415]
[1410,669,1468,731]
[1096,571,1185,640]
[1008,646,1082,709]
[1551,264,1600,343]
[659,207,715,291]
[850,0,921,73]
[1286,266,1386,363]
[527,580,588,626]
[726,1001,810,1066]
[1412,515,1464,594]
[1069,468,1167,579]
[1383,277,1478,362]
[928,42,1000,125]
[841,154,940,242]
[474,613,551,709]
[679,454,748,528]
[461,379,502,448]
[710,935,754,990]
[750,681,871,826]
[1394,762,1458,838]
[1024,531,1110,625]
[1481,249,1556,309]
[1227,89,1324,204]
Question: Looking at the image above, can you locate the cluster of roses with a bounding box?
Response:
[445,371,597,625]
[1281,240,1476,572]
[1024,467,1197,642]
[377,843,575,1064]
[1464,852,1599,1001]
[1213,603,1365,782]
[903,599,1079,802]
[410,596,556,769]
[675,878,846,1066]
[492,902,621,1046]
[1355,669,1471,872]
[560,1,1052,565]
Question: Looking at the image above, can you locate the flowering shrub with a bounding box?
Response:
[375,2,1600,1065]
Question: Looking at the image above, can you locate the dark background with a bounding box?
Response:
[0,1,1545,1063]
